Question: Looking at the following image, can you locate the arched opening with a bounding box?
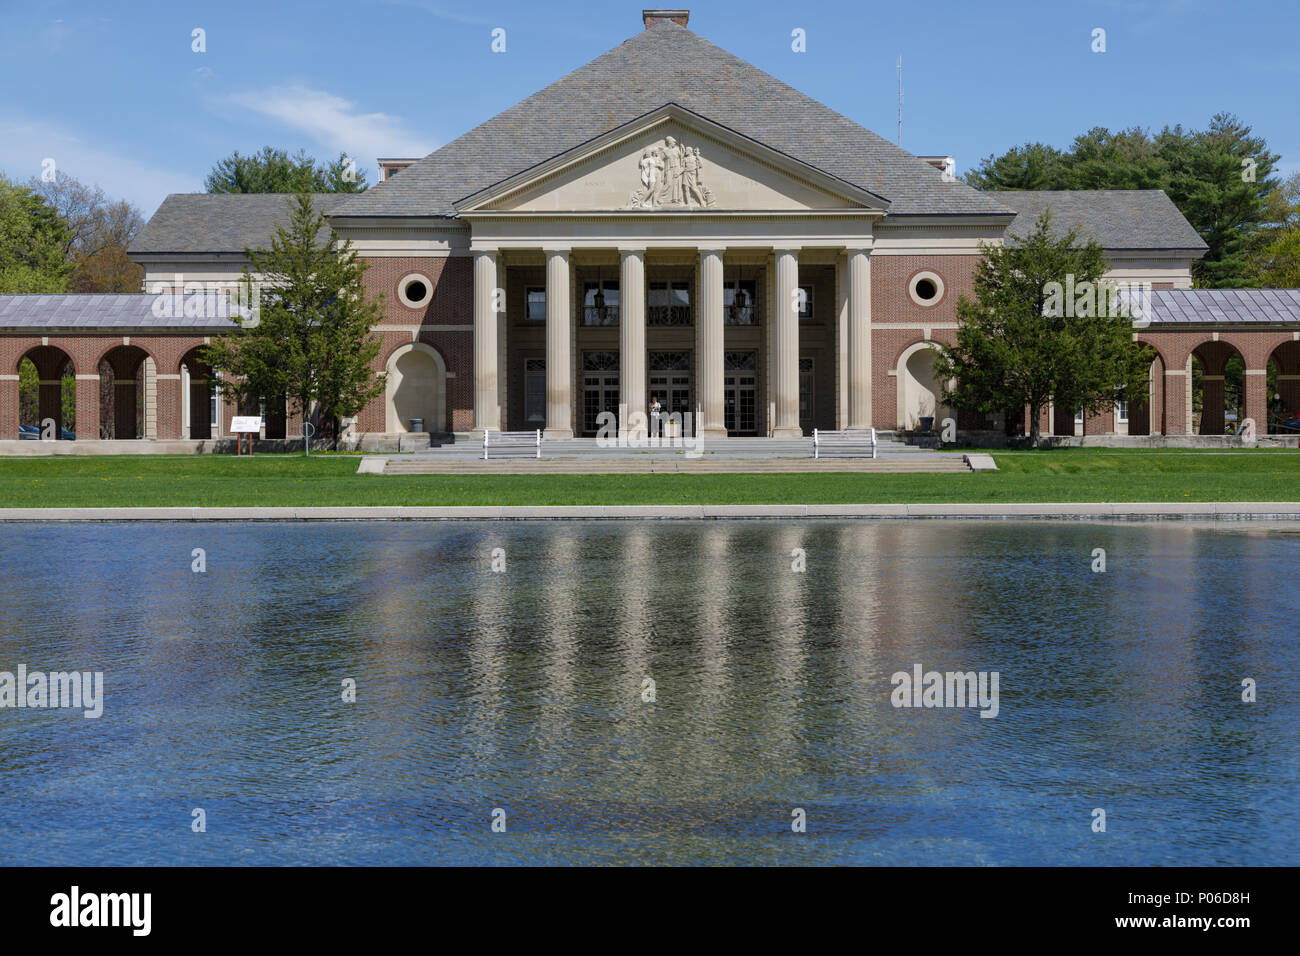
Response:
[897,342,949,431]
[386,343,446,433]
[17,346,75,439]
[1267,341,1300,434]
[1191,342,1245,435]
[97,345,150,440]
[1126,344,1165,436]
[180,347,216,440]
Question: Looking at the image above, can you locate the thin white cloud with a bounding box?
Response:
[374,0,498,28]
[0,112,200,215]
[226,84,435,163]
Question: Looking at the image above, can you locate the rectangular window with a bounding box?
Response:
[525,287,546,322]
[1116,400,1129,423]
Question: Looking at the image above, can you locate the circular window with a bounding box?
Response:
[398,273,432,309]
[908,271,944,307]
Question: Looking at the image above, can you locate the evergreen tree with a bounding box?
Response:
[963,142,1068,191]
[205,147,368,193]
[933,212,1153,446]
[203,193,385,446]
[966,114,1281,287]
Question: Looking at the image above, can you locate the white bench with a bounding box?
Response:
[813,428,877,459]
[483,428,542,460]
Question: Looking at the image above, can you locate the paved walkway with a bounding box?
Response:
[2,503,1298,521]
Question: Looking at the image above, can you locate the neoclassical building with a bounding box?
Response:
[4,9,1300,443]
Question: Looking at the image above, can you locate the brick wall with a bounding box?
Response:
[871,254,978,428]
[360,254,474,431]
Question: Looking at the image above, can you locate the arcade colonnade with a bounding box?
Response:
[0,334,298,440]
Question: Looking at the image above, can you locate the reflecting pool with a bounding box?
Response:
[0,519,1296,865]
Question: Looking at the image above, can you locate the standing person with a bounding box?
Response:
[650,395,663,436]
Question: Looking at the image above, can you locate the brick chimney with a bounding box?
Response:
[643,9,689,29]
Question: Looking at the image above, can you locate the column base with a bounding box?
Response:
[543,427,574,440]
[771,426,803,438]
[697,426,728,440]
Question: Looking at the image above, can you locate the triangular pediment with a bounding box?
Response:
[454,105,889,215]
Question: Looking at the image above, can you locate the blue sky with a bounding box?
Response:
[1,0,1297,217]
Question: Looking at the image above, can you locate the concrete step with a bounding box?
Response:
[382,457,971,475]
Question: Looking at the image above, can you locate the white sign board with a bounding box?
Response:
[230,416,263,433]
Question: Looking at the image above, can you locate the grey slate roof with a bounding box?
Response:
[0,294,238,331]
[129,193,351,255]
[1148,289,1300,325]
[333,19,1009,219]
[994,190,1207,251]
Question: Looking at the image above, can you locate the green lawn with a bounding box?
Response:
[0,449,1297,507]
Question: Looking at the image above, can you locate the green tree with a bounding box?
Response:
[25,172,145,292]
[1157,114,1279,287]
[1063,126,1164,190]
[204,147,368,193]
[1251,172,1300,287]
[933,212,1152,446]
[203,193,385,446]
[967,114,1281,287]
[964,142,1068,191]
[0,173,74,292]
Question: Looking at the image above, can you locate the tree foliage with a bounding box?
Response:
[0,173,74,293]
[1251,172,1300,288]
[933,212,1153,446]
[965,113,1280,287]
[25,172,145,292]
[205,147,368,194]
[203,193,386,445]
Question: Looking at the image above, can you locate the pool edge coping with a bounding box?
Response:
[2,503,1300,521]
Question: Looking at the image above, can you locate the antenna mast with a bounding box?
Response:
[896,56,903,146]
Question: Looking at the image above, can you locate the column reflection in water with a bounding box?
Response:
[464,527,513,769]
[0,520,1296,865]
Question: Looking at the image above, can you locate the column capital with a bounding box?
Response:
[618,245,647,256]
[541,245,571,256]
[469,243,498,256]
[844,243,873,256]
[697,246,726,257]
[771,245,803,256]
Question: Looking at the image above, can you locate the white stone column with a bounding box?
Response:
[847,248,873,429]
[544,247,574,439]
[619,247,646,438]
[696,248,726,438]
[472,248,500,433]
[495,255,507,432]
[772,247,801,437]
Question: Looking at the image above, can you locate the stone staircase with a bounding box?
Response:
[379,433,972,475]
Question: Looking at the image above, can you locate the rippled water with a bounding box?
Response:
[0,519,1296,865]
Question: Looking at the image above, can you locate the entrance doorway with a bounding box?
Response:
[724,350,757,435]
[649,351,692,426]
[582,350,620,435]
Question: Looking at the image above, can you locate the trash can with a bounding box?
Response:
[410,418,424,433]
